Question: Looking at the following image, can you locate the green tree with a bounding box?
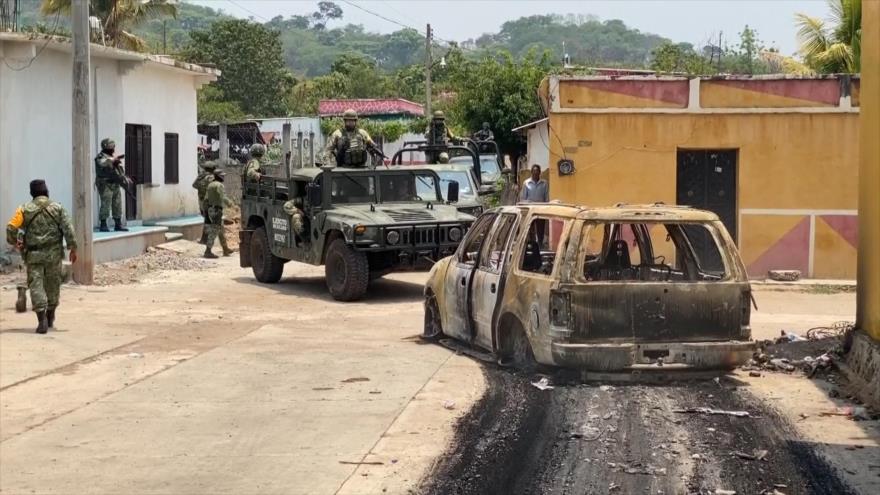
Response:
[446,48,552,163]
[650,42,712,74]
[196,85,246,123]
[796,0,861,73]
[182,19,294,117]
[40,0,177,51]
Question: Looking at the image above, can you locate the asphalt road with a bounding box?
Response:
[424,367,857,495]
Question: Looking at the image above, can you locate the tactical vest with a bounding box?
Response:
[430,121,448,146]
[336,130,368,167]
[94,153,117,181]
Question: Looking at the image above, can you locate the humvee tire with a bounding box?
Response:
[325,238,369,301]
[251,226,284,283]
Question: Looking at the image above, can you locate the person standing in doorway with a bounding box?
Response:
[94,138,129,232]
[6,180,78,333]
[520,164,549,203]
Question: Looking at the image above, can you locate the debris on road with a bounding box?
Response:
[127,352,144,358]
[341,377,370,383]
[674,407,751,418]
[820,406,872,421]
[442,400,456,410]
[339,460,384,466]
[94,247,213,286]
[714,489,737,495]
[531,377,554,391]
[767,269,800,281]
[733,449,769,461]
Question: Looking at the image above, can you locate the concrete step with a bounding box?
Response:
[164,232,184,242]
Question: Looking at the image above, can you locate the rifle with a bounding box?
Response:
[112,160,136,199]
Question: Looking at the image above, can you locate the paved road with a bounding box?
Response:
[424,368,858,495]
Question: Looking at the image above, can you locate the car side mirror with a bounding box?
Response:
[447,180,460,203]
[308,184,322,207]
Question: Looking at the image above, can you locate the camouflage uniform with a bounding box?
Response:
[192,162,216,244]
[203,174,232,258]
[6,190,77,333]
[94,138,126,230]
[282,199,305,237]
[245,144,266,181]
[324,109,378,168]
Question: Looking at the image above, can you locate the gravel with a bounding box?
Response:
[94,247,214,286]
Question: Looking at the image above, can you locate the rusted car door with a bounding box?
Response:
[442,213,497,342]
[471,213,520,350]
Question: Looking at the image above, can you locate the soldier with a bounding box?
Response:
[473,122,494,142]
[244,144,266,181]
[192,161,217,244]
[94,138,128,232]
[203,169,234,259]
[438,152,450,164]
[426,110,460,147]
[282,198,306,240]
[324,109,381,168]
[6,180,78,334]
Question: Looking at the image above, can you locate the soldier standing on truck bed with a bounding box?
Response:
[94,138,129,232]
[324,109,382,168]
[192,161,217,244]
[6,180,78,334]
[203,170,234,259]
[244,144,266,181]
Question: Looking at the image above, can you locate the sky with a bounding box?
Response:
[191,0,832,56]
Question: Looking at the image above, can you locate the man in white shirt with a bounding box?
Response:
[520,164,549,203]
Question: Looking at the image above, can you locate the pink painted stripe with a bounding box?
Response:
[820,215,858,249]
[710,79,840,106]
[571,80,690,106]
[747,217,810,277]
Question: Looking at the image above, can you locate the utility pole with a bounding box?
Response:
[425,23,432,116]
[71,0,93,284]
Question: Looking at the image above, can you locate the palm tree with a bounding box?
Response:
[795,0,861,73]
[41,0,178,52]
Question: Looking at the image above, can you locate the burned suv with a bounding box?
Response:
[240,166,474,301]
[424,203,756,374]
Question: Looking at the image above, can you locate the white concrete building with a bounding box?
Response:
[1,33,218,260]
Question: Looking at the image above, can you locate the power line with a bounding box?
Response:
[226,0,270,22]
[2,12,61,72]
[339,0,474,51]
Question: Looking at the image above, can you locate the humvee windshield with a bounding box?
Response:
[330,171,443,205]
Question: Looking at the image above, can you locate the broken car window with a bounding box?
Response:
[459,213,496,266]
[479,214,517,272]
[580,222,727,282]
[520,217,566,276]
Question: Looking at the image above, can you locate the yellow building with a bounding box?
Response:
[537,74,861,279]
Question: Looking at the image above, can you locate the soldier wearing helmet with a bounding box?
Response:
[203,169,233,258]
[426,110,460,148]
[192,161,217,244]
[245,143,266,182]
[324,109,381,168]
[94,138,128,232]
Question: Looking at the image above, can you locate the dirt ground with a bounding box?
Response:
[1,247,877,494]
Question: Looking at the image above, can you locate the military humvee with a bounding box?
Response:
[239,166,475,301]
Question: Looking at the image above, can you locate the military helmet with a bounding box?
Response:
[213,169,226,177]
[438,152,450,164]
[433,110,445,120]
[343,109,358,120]
[101,138,115,149]
[201,161,217,171]
[249,143,266,157]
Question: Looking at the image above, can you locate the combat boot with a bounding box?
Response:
[113,218,129,232]
[203,247,218,259]
[99,220,110,232]
[222,247,234,257]
[35,311,48,334]
[47,308,56,328]
[15,285,27,313]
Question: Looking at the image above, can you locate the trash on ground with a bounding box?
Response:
[734,449,768,461]
[339,460,384,466]
[777,330,805,343]
[674,407,750,418]
[599,385,614,392]
[442,400,456,410]
[571,425,602,441]
[531,377,554,391]
[820,406,871,420]
[714,490,737,495]
[127,352,144,358]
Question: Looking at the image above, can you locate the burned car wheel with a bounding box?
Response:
[422,293,443,341]
[325,239,369,301]
[499,320,537,371]
[251,226,284,283]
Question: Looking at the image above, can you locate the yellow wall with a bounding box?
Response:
[858,0,880,339]
[545,112,860,278]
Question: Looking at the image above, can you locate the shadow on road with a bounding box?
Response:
[231,274,425,304]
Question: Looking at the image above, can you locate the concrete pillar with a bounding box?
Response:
[219,123,228,164]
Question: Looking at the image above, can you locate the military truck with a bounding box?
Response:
[239,166,475,301]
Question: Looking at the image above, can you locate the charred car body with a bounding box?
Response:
[424,203,756,373]
[240,166,474,301]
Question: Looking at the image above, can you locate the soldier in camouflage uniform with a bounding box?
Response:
[6,180,78,334]
[94,138,128,232]
[203,170,233,259]
[324,109,380,168]
[244,144,266,181]
[192,161,217,244]
[282,198,306,241]
[425,111,461,164]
